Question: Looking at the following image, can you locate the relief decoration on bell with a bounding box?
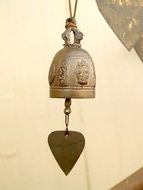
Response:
[48,18,96,99]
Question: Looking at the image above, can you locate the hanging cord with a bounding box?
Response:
[66,0,78,29]
[68,0,78,18]
[69,0,72,18]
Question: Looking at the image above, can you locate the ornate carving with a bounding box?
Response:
[75,60,89,85]
[59,57,69,87]
[62,27,83,48]
[49,19,95,98]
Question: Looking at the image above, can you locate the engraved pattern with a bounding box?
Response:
[59,57,69,87]
[49,21,95,98]
[75,60,89,85]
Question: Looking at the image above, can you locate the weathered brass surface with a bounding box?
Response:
[48,19,94,175]
[48,131,85,175]
[134,35,143,62]
[110,167,143,190]
[96,0,143,50]
[48,21,96,98]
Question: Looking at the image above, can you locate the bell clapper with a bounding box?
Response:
[64,98,72,136]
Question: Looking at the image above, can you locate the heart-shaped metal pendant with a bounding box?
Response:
[134,35,143,62]
[96,0,143,50]
[48,131,85,175]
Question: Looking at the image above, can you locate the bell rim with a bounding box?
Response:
[49,87,95,99]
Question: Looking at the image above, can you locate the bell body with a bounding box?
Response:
[48,25,96,99]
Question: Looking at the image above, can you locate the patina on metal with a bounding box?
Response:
[48,99,85,175]
[95,0,143,50]
[110,167,143,190]
[48,18,96,98]
[48,130,85,176]
[48,98,85,175]
[134,34,143,62]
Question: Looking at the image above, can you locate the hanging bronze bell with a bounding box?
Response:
[48,18,96,175]
[48,18,96,98]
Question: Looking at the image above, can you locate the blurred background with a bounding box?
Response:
[0,0,143,190]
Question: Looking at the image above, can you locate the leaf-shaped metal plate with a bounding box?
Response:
[96,0,143,50]
[134,35,143,62]
[48,131,85,175]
